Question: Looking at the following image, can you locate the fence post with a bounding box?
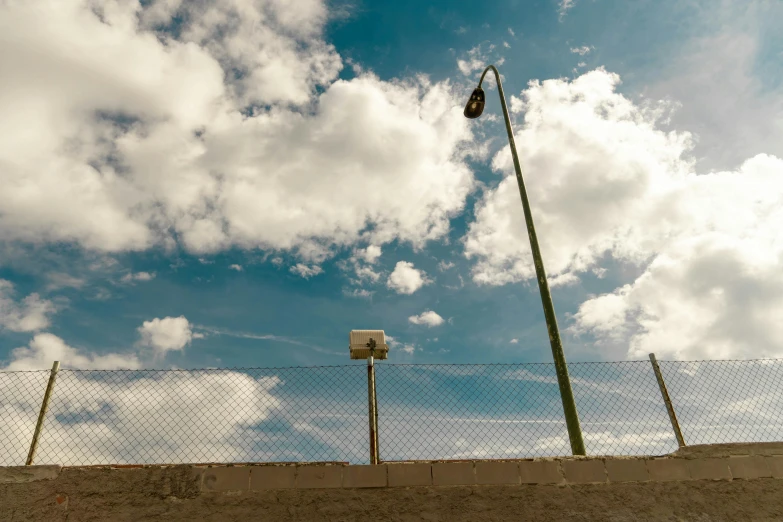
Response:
[367,355,380,464]
[26,361,60,465]
[648,353,686,448]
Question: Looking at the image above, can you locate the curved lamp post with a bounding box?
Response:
[465,65,586,456]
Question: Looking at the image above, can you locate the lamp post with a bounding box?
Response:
[464,65,586,456]
[350,330,388,464]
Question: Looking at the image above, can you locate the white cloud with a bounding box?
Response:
[457,43,499,77]
[464,67,783,360]
[0,365,282,466]
[645,16,783,171]
[45,272,85,291]
[509,338,519,344]
[290,263,323,279]
[438,260,455,271]
[558,0,577,20]
[342,245,382,286]
[503,41,511,49]
[353,265,380,283]
[387,261,431,295]
[344,288,373,299]
[573,232,783,360]
[0,280,57,332]
[120,271,155,283]
[355,245,382,264]
[386,334,416,354]
[508,28,515,37]
[465,68,692,286]
[408,310,445,327]
[229,264,243,271]
[137,316,196,356]
[570,45,592,55]
[3,333,140,371]
[0,1,475,264]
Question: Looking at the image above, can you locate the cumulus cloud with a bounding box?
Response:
[510,338,519,344]
[408,310,445,327]
[0,366,282,465]
[644,6,783,171]
[0,0,474,263]
[137,316,196,356]
[464,67,783,360]
[355,245,382,264]
[340,245,382,287]
[290,264,323,279]
[0,280,57,332]
[229,264,243,271]
[387,261,431,295]
[3,333,140,371]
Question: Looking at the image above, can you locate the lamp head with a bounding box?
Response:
[463,87,486,119]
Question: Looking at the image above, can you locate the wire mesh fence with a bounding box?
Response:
[1,358,782,466]
[659,359,783,445]
[375,362,679,460]
[1,366,368,466]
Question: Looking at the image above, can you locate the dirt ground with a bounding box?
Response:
[2,465,783,522]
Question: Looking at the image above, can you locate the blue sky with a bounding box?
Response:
[1,0,782,371]
[2,0,783,466]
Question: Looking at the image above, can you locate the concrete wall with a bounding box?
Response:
[3,443,783,521]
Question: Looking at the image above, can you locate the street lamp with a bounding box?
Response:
[464,65,586,456]
[350,330,388,464]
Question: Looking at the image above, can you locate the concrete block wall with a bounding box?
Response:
[186,455,783,492]
[4,445,783,521]
[5,455,783,493]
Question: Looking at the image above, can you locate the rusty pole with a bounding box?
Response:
[26,361,60,465]
[367,355,380,464]
[649,353,686,448]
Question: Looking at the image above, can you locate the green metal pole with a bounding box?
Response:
[478,65,586,455]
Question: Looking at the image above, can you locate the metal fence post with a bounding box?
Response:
[648,353,686,448]
[26,361,60,465]
[367,356,380,464]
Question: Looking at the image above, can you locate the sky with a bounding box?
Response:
[2,0,782,371]
[1,0,782,466]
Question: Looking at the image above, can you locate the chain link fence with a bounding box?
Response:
[1,359,782,466]
[659,360,783,445]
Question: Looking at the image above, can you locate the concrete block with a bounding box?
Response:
[687,458,731,481]
[432,462,475,486]
[519,461,564,484]
[0,465,61,483]
[297,465,343,489]
[250,466,296,490]
[766,456,783,479]
[387,463,432,487]
[562,460,607,484]
[202,466,249,491]
[646,459,690,482]
[728,456,772,480]
[605,459,649,482]
[475,461,520,485]
[342,465,387,488]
